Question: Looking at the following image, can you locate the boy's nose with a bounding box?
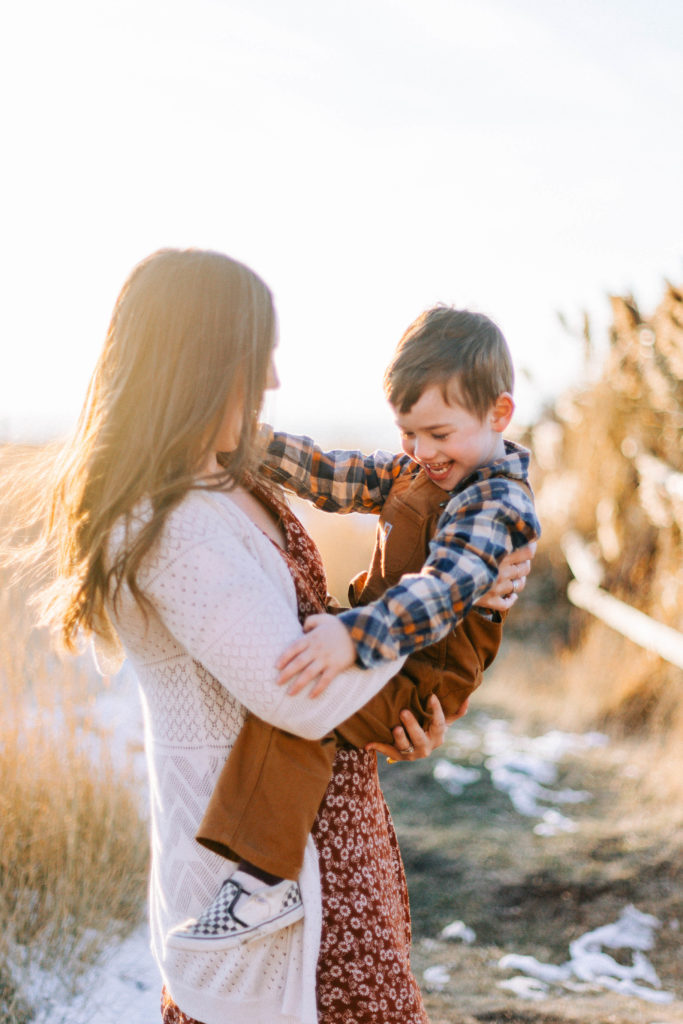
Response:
[414,437,435,461]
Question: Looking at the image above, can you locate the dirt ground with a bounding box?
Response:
[378,643,683,1024]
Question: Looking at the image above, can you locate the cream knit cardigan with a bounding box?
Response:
[99,488,404,1024]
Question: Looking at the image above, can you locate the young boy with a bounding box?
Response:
[168,306,540,951]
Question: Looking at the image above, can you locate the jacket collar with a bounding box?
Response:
[449,439,530,495]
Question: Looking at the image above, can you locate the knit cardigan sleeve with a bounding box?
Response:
[136,490,404,740]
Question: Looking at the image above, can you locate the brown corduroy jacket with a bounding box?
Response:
[348,467,504,719]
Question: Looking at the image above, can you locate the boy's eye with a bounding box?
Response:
[431,433,450,441]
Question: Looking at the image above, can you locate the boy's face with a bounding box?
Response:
[392,384,509,491]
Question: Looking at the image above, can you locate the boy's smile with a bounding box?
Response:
[393,384,511,492]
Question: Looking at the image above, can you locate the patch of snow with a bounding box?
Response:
[437,716,608,834]
[533,809,579,837]
[439,920,476,944]
[595,976,675,1004]
[432,759,481,795]
[29,925,160,1024]
[498,954,571,984]
[497,976,548,1000]
[569,903,659,956]
[422,965,450,991]
[498,904,675,1005]
[561,979,603,994]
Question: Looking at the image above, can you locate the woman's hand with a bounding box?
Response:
[365,694,469,763]
[475,541,537,612]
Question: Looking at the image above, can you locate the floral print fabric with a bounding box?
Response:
[312,747,428,1023]
[161,481,427,1023]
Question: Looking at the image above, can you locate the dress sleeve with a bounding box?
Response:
[339,479,540,666]
[141,501,405,740]
[258,425,409,514]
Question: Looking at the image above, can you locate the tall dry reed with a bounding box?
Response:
[0,446,149,1022]
[507,282,683,798]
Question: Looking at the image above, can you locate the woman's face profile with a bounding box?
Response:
[214,352,280,455]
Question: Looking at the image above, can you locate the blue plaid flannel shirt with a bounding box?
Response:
[260,426,540,668]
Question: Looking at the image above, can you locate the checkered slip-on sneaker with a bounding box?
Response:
[166,877,303,952]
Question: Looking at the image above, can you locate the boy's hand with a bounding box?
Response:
[276,614,357,697]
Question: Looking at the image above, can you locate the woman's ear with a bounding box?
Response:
[490,392,514,433]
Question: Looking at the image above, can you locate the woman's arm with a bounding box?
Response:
[140,494,405,741]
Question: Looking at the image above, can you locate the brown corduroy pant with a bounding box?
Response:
[196,611,501,879]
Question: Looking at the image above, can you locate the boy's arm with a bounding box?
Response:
[338,478,540,667]
[258,424,410,514]
[277,483,539,694]
[361,547,534,713]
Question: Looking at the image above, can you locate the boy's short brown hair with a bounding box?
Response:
[384,306,514,419]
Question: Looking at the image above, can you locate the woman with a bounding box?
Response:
[39,248,529,1024]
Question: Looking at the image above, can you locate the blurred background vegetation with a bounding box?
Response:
[0,281,681,1021]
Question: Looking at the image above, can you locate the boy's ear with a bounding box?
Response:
[489,392,514,432]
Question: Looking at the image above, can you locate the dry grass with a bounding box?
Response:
[0,591,149,1021]
[523,283,683,776]
[0,451,149,1023]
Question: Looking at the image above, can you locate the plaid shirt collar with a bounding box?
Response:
[446,439,531,498]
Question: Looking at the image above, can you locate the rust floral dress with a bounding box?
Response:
[162,480,428,1024]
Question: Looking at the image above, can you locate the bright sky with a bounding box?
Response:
[1,0,682,443]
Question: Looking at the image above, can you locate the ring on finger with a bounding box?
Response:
[399,745,415,755]
[511,578,518,592]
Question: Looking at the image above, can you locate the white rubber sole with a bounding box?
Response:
[167,899,304,952]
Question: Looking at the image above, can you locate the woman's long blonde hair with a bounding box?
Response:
[36,248,276,650]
